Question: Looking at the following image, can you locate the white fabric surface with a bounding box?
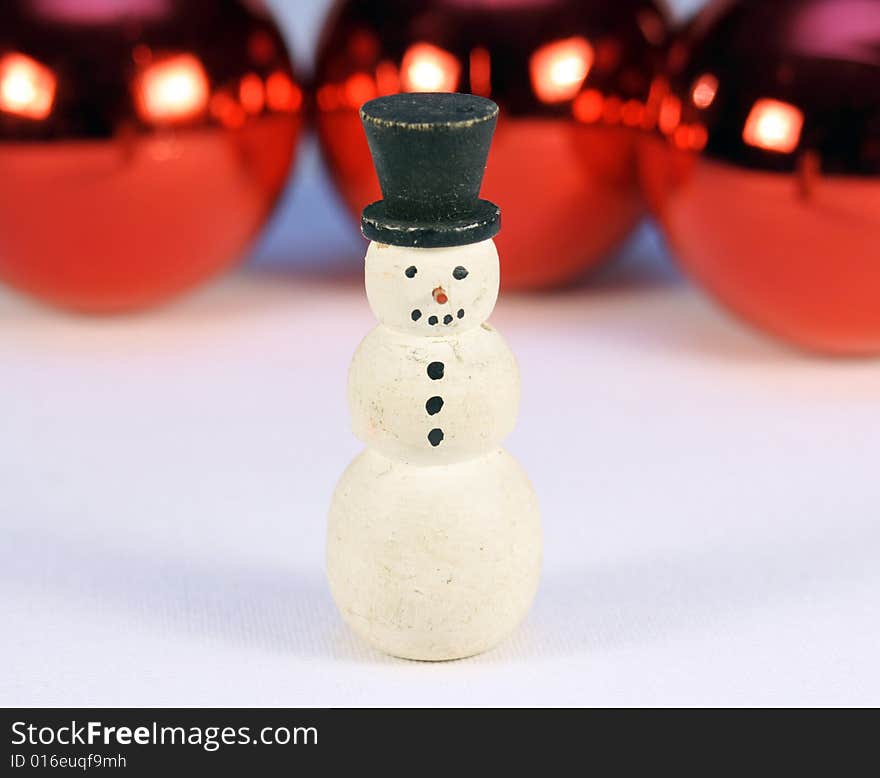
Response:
[2,0,878,708]
[2,218,879,706]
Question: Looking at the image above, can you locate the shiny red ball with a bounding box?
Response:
[641,0,880,354]
[315,0,670,290]
[0,0,304,312]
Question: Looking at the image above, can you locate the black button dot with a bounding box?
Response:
[453,266,469,280]
[427,362,444,380]
[443,314,453,325]
[405,266,417,278]
[457,309,465,319]
[428,428,444,447]
[411,309,422,321]
[425,396,444,415]
[428,315,438,325]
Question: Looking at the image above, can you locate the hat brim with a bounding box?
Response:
[361,199,500,248]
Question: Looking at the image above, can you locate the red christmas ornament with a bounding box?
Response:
[0,0,303,312]
[641,0,880,354]
[315,0,670,290]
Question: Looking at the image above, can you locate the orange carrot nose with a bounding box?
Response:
[433,287,448,304]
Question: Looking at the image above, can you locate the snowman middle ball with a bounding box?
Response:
[352,240,518,466]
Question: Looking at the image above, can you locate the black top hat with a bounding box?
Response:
[359,93,500,249]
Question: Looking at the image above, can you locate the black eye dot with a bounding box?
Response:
[405,266,417,278]
[411,309,421,321]
[453,266,468,280]
[457,309,465,319]
[428,315,438,325]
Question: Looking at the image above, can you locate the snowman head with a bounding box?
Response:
[365,239,500,334]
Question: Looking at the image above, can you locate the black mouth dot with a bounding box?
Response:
[443,314,453,325]
[428,428,444,447]
[457,309,465,319]
[411,309,422,321]
[427,362,444,380]
[426,396,444,415]
[405,266,417,278]
[428,315,438,325]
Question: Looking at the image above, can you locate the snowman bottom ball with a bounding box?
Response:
[327,447,542,661]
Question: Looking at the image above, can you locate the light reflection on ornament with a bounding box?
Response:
[621,99,644,126]
[248,30,276,65]
[344,72,377,106]
[33,0,167,24]
[132,43,152,66]
[0,53,56,120]
[691,73,718,109]
[572,88,604,123]
[658,93,681,134]
[375,60,400,96]
[689,123,708,151]
[602,94,623,124]
[316,83,340,111]
[672,122,708,151]
[209,89,245,129]
[637,8,666,46]
[266,70,301,112]
[797,149,822,199]
[239,72,265,115]
[641,75,667,129]
[136,53,210,124]
[530,36,594,104]
[742,98,804,154]
[469,47,492,97]
[401,43,460,92]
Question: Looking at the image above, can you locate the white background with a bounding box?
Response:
[2,0,879,707]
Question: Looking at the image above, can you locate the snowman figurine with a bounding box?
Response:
[327,93,542,661]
